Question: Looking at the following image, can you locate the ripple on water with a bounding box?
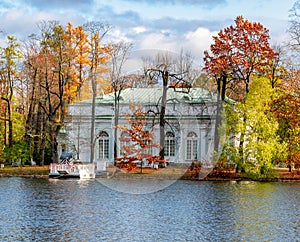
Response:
[0,178,300,241]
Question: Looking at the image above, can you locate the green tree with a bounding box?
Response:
[204,16,278,156]
[0,36,22,148]
[223,77,287,175]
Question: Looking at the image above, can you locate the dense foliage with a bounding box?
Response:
[0,3,300,175]
[204,13,300,175]
[0,21,111,165]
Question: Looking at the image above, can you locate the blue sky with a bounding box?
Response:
[0,0,295,61]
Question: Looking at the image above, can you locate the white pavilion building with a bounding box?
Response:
[58,87,218,171]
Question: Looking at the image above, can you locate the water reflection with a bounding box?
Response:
[0,178,300,241]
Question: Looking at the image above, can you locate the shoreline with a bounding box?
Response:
[1,166,300,182]
[0,173,49,178]
[1,174,300,182]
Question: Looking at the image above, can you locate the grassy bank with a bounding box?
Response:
[1,165,300,181]
[0,165,49,177]
[205,167,300,182]
[105,166,300,181]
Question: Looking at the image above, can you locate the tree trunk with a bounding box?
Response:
[114,95,120,165]
[214,78,222,152]
[7,101,13,148]
[24,69,36,153]
[3,110,8,146]
[238,77,250,172]
[40,112,46,166]
[50,125,59,163]
[159,71,168,160]
[40,134,45,166]
[214,74,226,152]
[77,116,81,160]
[34,106,42,165]
[90,73,96,164]
[238,115,247,173]
[2,98,13,148]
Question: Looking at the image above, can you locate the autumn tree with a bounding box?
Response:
[265,44,288,89]
[115,102,163,172]
[63,23,87,104]
[84,21,111,164]
[0,35,29,165]
[203,16,277,166]
[204,16,277,96]
[145,51,196,160]
[106,41,133,162]
[66,23,91,102]
[270,68,300,168]
[36,21,77,163]
[62,23,91,160]
[21,21,111,165]
[23,21,95,164]
[265,3,300,168]
[0,36,22,148]
[23,32,49,165]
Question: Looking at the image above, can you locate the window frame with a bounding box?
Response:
[165,131,175,157]
[186,132,198,161]
[99,131,109,159]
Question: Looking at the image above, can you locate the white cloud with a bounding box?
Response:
[139,32,177,53]
[0,0,291,67]
[133,26,147,34]
[107,28,132,44]
[0,6,65,39]
[135,27,218,64]
[184,27,217,58]
[1,8,38,37]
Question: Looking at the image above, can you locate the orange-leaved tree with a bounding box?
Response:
[64,23,91,103]
[22,21,110,164]
[115,102,164,172]
[203,16,278,163]
[204,16,277,100]
[270,69,300,167]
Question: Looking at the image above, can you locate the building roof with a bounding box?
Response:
[75,87,217,106]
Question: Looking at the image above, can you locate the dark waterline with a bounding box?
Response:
[0,177,299,241]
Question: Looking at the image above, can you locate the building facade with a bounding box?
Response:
[58,87,217,170]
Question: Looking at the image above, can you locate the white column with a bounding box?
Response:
[200,127,206,161]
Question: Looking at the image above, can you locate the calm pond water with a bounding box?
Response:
[0,177,299,241]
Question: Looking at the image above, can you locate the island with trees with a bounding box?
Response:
[1,2,300,181]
